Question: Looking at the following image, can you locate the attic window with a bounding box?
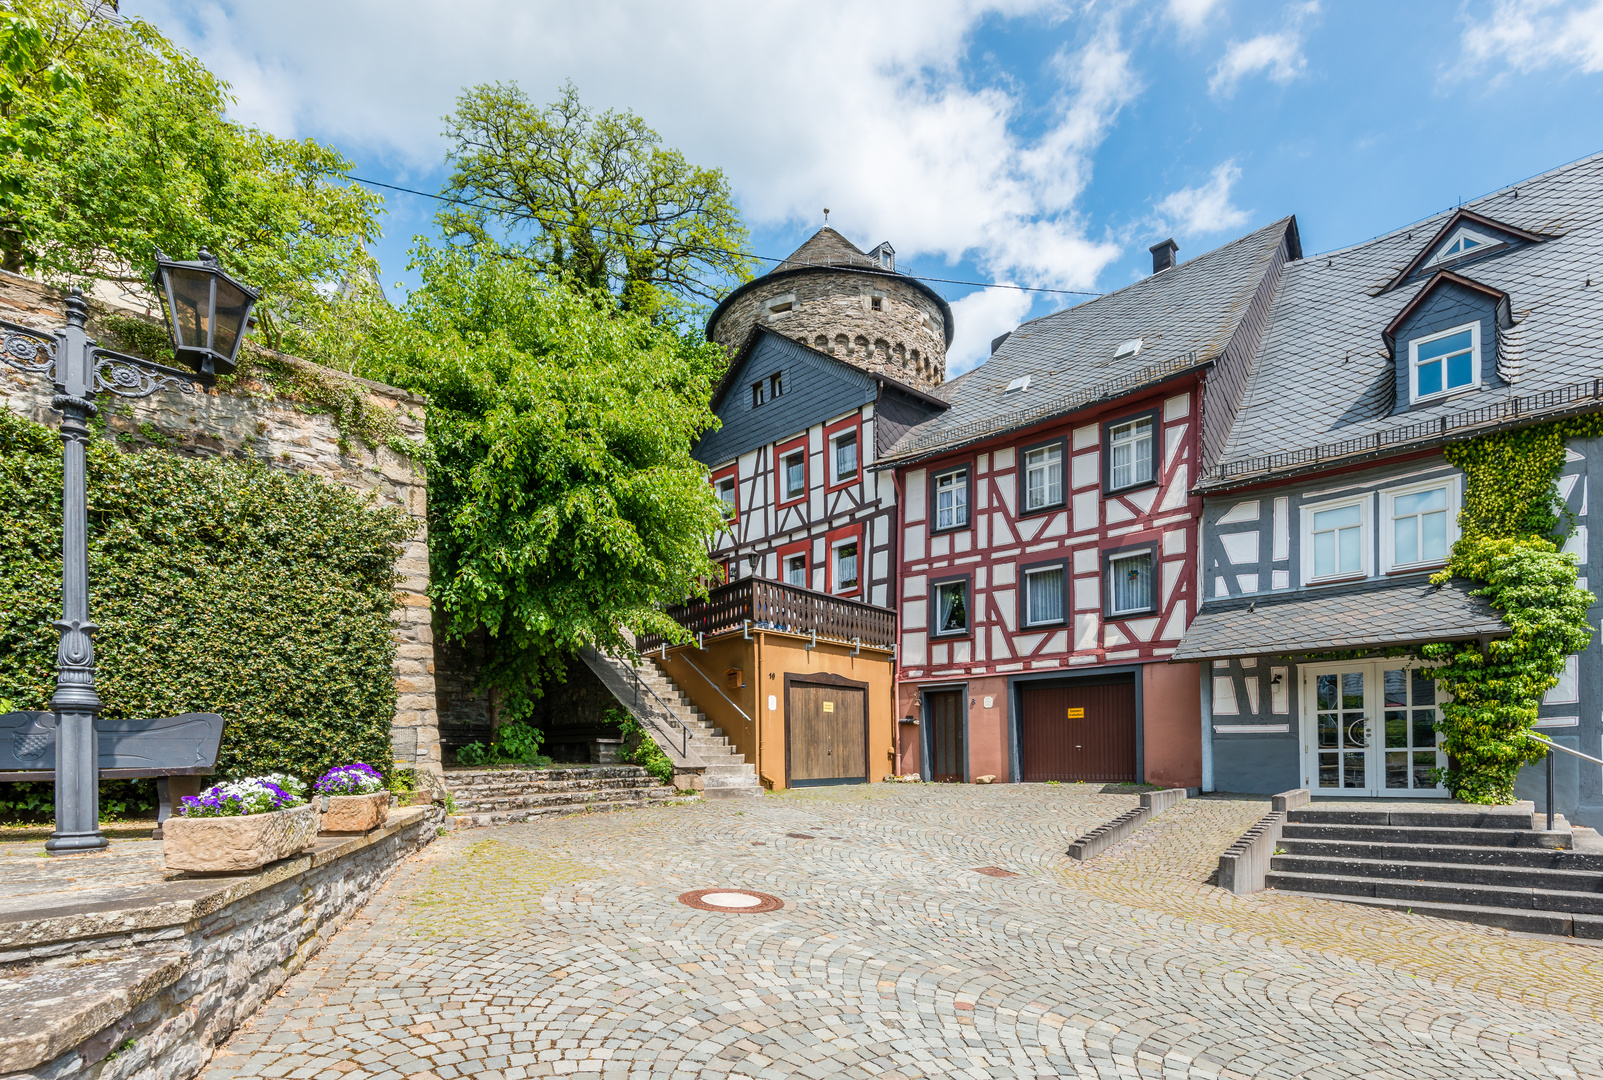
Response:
[1425,227,1504,269]
[870,296,883,312]
[1114,338,1142,360]
[1409,323,1479,403]
[1004,375,1031,394]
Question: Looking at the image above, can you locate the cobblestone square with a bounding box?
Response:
[204,785,1603,1079]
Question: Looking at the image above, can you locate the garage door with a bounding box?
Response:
[1019,677,1136,782]
[788,682,868,786]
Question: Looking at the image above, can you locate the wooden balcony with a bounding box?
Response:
[638,578,896,652]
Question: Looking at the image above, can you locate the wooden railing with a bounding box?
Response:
[638,578,896,652]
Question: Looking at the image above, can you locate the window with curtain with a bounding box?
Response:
[834,540,859,591]
[935,467,968,530]
[785,554,807,587]
[1025,565,1064,625]
[834,431,858,481]
[716,477,736,520]
[934,579,968,635]
[1108,416,1154,490]
[1024,444,1063,510]
[784,452,806,499]
[1109,551,1153,615]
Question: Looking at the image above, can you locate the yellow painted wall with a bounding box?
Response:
[655,631,895,790]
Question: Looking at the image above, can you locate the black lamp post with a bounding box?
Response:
[0,253,257,853]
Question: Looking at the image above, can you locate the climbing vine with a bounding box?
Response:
[1421,416,1603,803]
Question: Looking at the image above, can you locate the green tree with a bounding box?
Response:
[358,243,727,725]
[439,81,753,319]
[0,0,383,355]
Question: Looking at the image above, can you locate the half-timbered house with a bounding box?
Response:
[876,218,1302,787]
[1177,154,1603,827]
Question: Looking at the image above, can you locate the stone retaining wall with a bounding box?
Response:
[0,271,441,774]
[0,806,443,1080]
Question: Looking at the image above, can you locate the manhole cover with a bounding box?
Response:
[973,866,1018,877]
[679,888,784,913]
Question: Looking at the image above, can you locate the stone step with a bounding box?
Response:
[445,766,651,786]
[450,779,673,803]
[453,787,676,813]
[451,792,699,828]
[1279,838,1603,871]
[1275,890,1603,938]
[701,762,755,777]
[1264,870,1603,915]
[1287,805,1536,829]
[1279,823,1567,848]
[1270,853,1603,893]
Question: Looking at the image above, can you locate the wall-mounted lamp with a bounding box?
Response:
[1270,672,1284,688]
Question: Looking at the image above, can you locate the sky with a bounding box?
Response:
[131,0,1603,375]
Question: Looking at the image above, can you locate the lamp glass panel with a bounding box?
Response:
[165,266,212,351]
[210,276,251,360]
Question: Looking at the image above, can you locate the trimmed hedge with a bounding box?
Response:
[0,405,413,788]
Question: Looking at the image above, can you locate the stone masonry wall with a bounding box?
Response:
[0,807,443,1080]
[709,270,949,387]
[0,272,441,774]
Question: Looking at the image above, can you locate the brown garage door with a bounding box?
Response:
[1020,677,1136,782]
[788,681,868,786]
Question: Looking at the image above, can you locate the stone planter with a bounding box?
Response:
[320,791,390,833]
[163,803,319,873]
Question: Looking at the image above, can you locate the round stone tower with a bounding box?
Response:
[706,228,953,388]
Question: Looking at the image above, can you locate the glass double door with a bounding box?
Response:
[1300,661,1447,797]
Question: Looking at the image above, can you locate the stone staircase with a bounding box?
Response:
[1265,801,1603,937]
[580,647,763,799]
[442,765,690,828]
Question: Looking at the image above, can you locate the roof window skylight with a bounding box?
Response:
[1004,375,1031,394]
[1114,338,1142,360]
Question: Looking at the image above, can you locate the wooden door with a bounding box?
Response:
[926,689,965,782]
[788,682,868,786]
[1020,678,1136,782]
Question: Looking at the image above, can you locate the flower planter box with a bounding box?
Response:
[163,803,319,873]
[320,791,390,833]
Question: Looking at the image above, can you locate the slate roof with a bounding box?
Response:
[876,217,1299,465]
[771,227,883,271]
[1205,152,1603,489]
[1171,577,1509,662]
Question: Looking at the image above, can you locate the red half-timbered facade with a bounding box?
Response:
[880,218,1302,788]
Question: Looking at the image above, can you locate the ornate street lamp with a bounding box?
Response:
[0,254,257,852]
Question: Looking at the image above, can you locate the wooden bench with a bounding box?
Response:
[0,711,227,835]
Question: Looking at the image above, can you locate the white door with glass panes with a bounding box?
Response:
[1300,660,1447,797]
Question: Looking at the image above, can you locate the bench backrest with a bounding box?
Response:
[0,711,226,773]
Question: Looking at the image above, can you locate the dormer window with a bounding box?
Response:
[1425,227,1503,269]
[1410,323,1480,403]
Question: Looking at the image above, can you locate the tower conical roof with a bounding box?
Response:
[772,227,880,273]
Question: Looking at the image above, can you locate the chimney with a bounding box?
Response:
[1149,238,1179,274]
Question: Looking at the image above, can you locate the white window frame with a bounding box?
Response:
[1023,442,1064,512]
[1408,321,1481,404]
[932,578,969,637]
[832,429,858,483]
[1107,415,1155,491]
[784,553,807,587]
[1023,563,1067,626]
[716,475,737,521]
[1300,493,1372,586]
[933,466,969,531]
[831,536,860,594]
[1106,549,1155,616]
[1424,227,1502,268]
[783,450,806,500]
[1380,476,1461,573]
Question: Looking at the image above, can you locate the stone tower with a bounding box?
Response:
[706,228,953,388]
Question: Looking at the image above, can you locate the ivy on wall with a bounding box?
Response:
[0,405,413,785]
[1422,416,1603,803]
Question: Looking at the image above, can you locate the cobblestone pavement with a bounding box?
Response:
[202,785,1603,1079]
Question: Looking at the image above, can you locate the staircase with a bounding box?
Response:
[1265,801,1603,937]
[580,648,763,799]
[443,765,689,828]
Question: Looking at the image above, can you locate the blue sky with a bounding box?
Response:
[135,0,1603,373]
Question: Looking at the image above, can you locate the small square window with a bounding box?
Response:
[716,476,737,520]
[769,372,784,399]
[784,452,806,499]
[933,579,969,636]
[1108,415,1155,490]
[785,554,807,587]
[934,467,969,530]
[1409,323,1479,403]
[1023,442,1064,511]
[833,540,859,593]
[751,382,766,408]
[769,300,792,314]
[1108,551,1153,615]
[870,296,883,311]
[834,431,858,482]
[1025,564,1065,625]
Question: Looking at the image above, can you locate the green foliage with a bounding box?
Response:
[353,244,727,725]
[0,0,383,356]
[0,406,412,784]
[610,706,673,785]
[452,721,549,767]
[1420,417,1603,803]
[439,81,753,319]
[0,778,155,823]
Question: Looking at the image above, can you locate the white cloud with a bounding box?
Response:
[1208,2,1319,97]
[947,286,1036,375]
[130,0,1133,304]
[1168,0,1227,32]
[1461,0,1603,74]
[1155,160,1250,236]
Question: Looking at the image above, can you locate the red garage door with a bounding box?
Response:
[1020,677,1136,782]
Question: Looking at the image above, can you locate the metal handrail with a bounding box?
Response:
[1525,733,1601,831]
[660,648,754,727]
[1528,732,1603,766]
[623,655,690,758]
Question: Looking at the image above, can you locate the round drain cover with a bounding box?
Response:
[679,888,784,913]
